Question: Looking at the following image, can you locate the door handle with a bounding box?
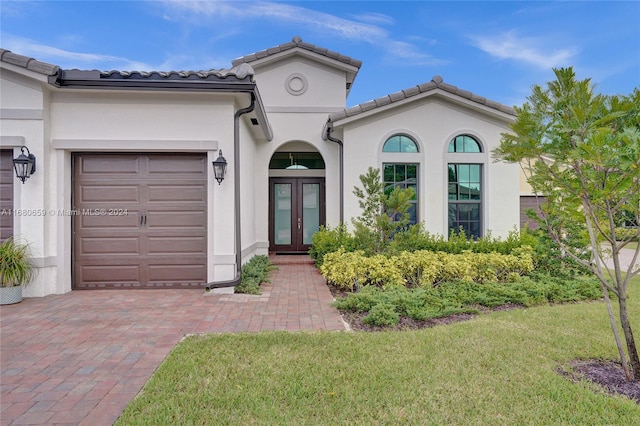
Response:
[140,211,144,226]
[297,217,301,230]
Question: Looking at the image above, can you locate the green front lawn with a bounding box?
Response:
[116,277,640,425]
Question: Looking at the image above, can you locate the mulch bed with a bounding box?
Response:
[560,360,640,405]
[329,284,521,332]
[340,310,477,332]
[331,286,640,404]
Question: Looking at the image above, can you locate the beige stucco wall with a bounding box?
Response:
[337,93,520,238]
[1,64,249,296]
[0,67,54,297]
[50,90,243,289]
[249,53,348,248]
[249,55,349,109]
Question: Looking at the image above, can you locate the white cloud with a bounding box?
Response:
[471,30,575,69]
[160,0,441,65]
[350,12,395,26]
[2,34,152,70]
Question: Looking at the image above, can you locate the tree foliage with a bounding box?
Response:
[351,167,415,254]
[493,67,640,381]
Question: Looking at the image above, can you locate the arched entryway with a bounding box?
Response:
[268,143,325,253]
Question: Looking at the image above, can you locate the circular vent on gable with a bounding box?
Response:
[285,73,308,96]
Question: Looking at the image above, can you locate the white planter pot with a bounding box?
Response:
[0,286,23,305]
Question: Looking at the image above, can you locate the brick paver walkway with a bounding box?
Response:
[0,256,345,425]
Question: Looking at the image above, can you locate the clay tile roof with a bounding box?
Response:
[95,63,255,81]
[329,75,515,122]
[0,49,60,76]
[232,36,362,69]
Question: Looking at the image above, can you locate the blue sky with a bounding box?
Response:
[1,1,638,107]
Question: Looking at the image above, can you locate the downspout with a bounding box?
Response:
[325,122,344,223]
[205,92,256,290]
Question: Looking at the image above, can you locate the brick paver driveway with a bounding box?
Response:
[1,257,345,425]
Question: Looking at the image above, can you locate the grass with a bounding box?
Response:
[116,277,640,425]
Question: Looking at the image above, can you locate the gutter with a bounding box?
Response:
[325,121,344,223]
[205,93,256,290]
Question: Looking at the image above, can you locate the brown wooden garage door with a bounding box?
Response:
[1,150,13,241]
[73,153,207,289]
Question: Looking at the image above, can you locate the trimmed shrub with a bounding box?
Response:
[309,224,355,267]
[235,255,277,294]
[320,248,534,289]
[388,226,529,256]
[362,303,399,327]
[333,276,601,325]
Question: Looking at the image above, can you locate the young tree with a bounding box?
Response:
[352,167,415,254]
[494,67,640,381]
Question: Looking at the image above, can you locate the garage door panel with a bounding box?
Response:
[79,185,141,203]
[148,264,207,282]
[79,237,140,255]
[147,236,206,255]
[78,156,141,176]
[148,156,207,175]
[74,153,207,289]
[1,150,13,241]
[148,184,206,203]
[78,265,140,283]
[78,211,141,229]
[146,210,206,229]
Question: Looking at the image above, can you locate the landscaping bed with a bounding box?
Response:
[561,360,640,405]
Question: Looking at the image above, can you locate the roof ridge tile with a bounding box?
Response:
[0,49,60,76]
[232,36,362,69]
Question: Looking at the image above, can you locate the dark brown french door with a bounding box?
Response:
[269,177,325,253]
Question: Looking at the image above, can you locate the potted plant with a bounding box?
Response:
[0,237,36,305]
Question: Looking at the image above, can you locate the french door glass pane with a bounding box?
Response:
[274,183,291,245]
[302,183,320,245]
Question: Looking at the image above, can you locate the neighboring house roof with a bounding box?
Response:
[232,36,362,96]
[0,48,60,76]
[327,75,515,127]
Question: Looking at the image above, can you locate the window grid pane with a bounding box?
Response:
[383,135,418,152]
[448,135,482,153]
[448,163,481,238]
[383,163,419,225]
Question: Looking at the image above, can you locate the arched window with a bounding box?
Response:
[447,135,483,238]
[382,134,419,153]
[448,135,482,153]
[381,134,419,224]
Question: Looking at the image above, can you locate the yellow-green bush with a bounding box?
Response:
[320,247,534,289]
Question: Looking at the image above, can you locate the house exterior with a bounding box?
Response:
[0,37,520,297]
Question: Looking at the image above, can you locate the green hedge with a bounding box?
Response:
[310,224,536,267]
[235,255,278,295]
[334,275,601,326]
[320,247,534,290]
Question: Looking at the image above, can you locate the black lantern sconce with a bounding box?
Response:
[13,146,36,184]
[212,150,227,185]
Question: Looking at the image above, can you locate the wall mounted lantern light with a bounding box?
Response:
[212,150,227,185]
[13,146,36,184]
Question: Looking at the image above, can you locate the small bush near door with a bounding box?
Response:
[235,256,278,295]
